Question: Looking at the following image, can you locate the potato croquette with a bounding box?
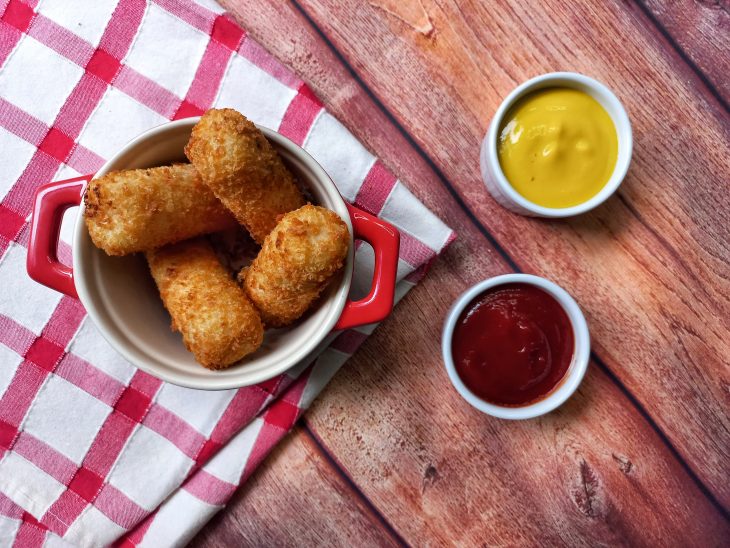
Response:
[147,238,264,369]
[184,109,305,243]
[242,205,349,327]
[85,164,237,256]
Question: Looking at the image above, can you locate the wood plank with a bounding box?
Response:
[273,0,729,505]
[213,1,730,544]
[638,0,729,105]
[306,273,730,545]
[193,426,400,547]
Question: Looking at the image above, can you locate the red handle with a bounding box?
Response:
[27,176,90,299]
[335,204,400,330]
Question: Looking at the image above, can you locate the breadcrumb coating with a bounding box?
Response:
[84,164,236,256]
[242,205,349,327]
[147,238,264,369]
[184,109,305,243]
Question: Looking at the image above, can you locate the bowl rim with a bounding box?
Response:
[72,117,354,390]
[441,274,590,419]
[485,71,633,217]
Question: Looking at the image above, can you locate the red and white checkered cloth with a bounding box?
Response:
[0,0,454,546]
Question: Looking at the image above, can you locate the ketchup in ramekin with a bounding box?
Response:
[451,283,573,406]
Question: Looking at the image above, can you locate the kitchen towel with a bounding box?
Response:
[0,0,454,546]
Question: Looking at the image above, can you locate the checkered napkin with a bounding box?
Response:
[0,0,454,546]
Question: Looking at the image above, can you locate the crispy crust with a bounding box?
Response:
[84,164,237,256]
[146,238,264,369]
[242,205,349,327]
[184,109,305,243]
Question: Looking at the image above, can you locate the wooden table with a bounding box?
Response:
[195,1,729,545]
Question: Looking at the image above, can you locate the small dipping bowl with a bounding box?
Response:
[442,274,590,419]
[480,72,632,217]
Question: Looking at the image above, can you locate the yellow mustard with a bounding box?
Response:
[497,87,618,208]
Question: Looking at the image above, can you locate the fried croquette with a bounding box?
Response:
[242,205,349,327]
[184,109,305,243]
[85,164,237,256]
[146,238,264,369]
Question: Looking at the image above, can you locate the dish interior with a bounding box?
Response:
[73,121,354,387]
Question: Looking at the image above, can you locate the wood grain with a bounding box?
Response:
[196,0,730,544]
[305,262,730,545]
[194,426,400,547]
[287,0,730,505]
[639,0,729,105]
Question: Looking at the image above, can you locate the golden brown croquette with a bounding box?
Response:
[242,205,349,327]
[146,238,264,369]
[84,164,236,256]
[184,109,305,244]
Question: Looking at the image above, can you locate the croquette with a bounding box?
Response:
[84,164,237,256]
[184,109,305,243]
[241,205,349,327]
[146,238,264,369]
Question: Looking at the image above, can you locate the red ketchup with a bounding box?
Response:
[452,283,574,406]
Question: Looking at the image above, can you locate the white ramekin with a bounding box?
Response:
[442,274,590,419]
[480,72,632,217]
